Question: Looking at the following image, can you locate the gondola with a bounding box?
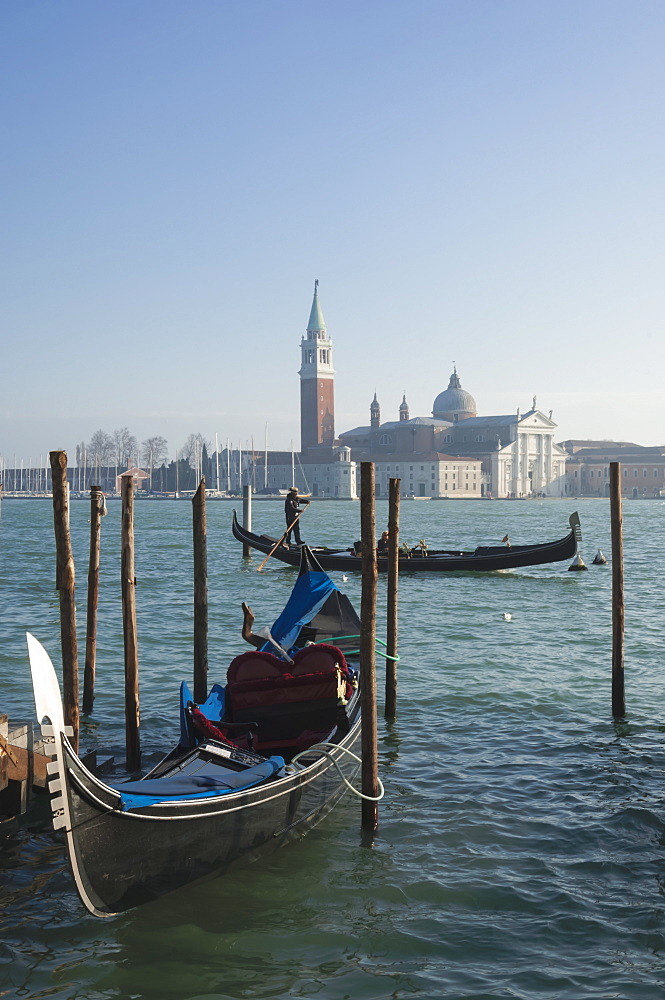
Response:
[27,548,365,917]
[232,509,582,573]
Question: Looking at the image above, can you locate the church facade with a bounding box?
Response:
[339,370,568,498]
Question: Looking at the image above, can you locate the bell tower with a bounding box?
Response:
[299,280,335,452]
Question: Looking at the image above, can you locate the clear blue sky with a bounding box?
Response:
[2,0,664,465]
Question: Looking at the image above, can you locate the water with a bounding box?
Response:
[2,497,665,999]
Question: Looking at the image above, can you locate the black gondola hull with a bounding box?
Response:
[54,707,360,916]
[232,510,582,573]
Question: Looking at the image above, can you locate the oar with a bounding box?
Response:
[257,506,307,572]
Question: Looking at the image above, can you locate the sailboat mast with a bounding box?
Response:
[215,432,220,492]
[264,423,268,489]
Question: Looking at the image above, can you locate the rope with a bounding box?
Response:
[312,635,400,662]
[288,742,385,802]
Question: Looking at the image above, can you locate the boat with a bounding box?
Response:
[232,510,583,573]
[26,548,365,917]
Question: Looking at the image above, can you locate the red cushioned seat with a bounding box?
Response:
[224,645,347,751]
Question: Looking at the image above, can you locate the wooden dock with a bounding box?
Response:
[0,714,52,826]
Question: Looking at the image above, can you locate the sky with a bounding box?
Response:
[2,0,664,466]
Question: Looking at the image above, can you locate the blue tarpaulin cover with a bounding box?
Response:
[268,569,339,653]
[116,756,285,809]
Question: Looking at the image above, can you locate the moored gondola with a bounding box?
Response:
[232,510,582,573]
[27,548,366,917]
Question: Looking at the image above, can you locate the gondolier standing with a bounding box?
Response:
[284,487,309,546]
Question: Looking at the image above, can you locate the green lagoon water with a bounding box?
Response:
[2,496,665,1000]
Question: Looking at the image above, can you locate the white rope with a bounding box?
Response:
[288,742,385,802]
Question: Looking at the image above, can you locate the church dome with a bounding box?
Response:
[432,369,477,421]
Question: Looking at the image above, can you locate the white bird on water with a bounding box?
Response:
[502,612,513,622]
[342,574,348,582]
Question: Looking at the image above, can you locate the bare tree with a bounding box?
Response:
[180,433,210,464]
[142,436,168,486]
[112,427,138,469]
[87,429,114,466]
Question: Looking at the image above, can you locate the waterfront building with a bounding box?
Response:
[339,371,567,498]
[562,441,665,498]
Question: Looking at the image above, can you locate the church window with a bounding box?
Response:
[379,434,393,446]
[623,469,627,477]
[655,469,659,477]
[644,469,648,477]
[431,473,435,479]
[634,469,638,477]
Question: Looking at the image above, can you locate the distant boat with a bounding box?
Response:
[232,510,584,574]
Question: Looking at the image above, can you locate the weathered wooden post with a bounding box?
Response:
[83,486,105,715]
[385,477,400,719]
[49,451,79,750]
[121,474,140,769]
[242,483,252,558]
[610,462,625,717]
[360,461,379,830]
[192,478,209,703]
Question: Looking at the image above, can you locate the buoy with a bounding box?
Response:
[592,549,607,565]
[568,553,588,571]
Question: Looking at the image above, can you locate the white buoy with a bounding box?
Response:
[592,549,607,565]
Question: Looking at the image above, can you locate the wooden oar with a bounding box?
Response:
[257,506,308,572]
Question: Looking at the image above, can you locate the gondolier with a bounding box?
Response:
[284,487,309,547]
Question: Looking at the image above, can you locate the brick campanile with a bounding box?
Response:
[299,280,335,451]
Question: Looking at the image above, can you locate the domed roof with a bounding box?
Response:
[432,369,477,420]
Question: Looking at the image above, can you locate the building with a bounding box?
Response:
[561,441,665,498]
[299,279,335,456]
[339,370,567,498]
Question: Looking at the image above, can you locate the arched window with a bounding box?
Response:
[379,434,393,446]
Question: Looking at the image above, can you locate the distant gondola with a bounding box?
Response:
[27,548,365,917]
[232,510,582,573]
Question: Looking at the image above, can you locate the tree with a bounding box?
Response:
[142,436,168,488]
[87,429,114,466]
[112,427,138,470]
[181,433,210,483]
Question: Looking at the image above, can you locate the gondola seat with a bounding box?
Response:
[224,645,350,749]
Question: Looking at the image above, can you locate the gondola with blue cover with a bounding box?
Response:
[27,547,363,917]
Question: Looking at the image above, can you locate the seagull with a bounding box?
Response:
[502,612,513,622]
[342,574,348,582]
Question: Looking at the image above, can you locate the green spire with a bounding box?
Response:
[307,279,326,331]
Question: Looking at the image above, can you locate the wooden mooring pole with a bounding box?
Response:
[121,474,140,769]
[193,478,209,703]
[242,484,252,558]
[385,477,400,719]
[610,462,625,718]
[83,486,105,715]
[49,450,79,751]
[360,462,379,831]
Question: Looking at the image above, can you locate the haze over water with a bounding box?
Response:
[2,497,665,999]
